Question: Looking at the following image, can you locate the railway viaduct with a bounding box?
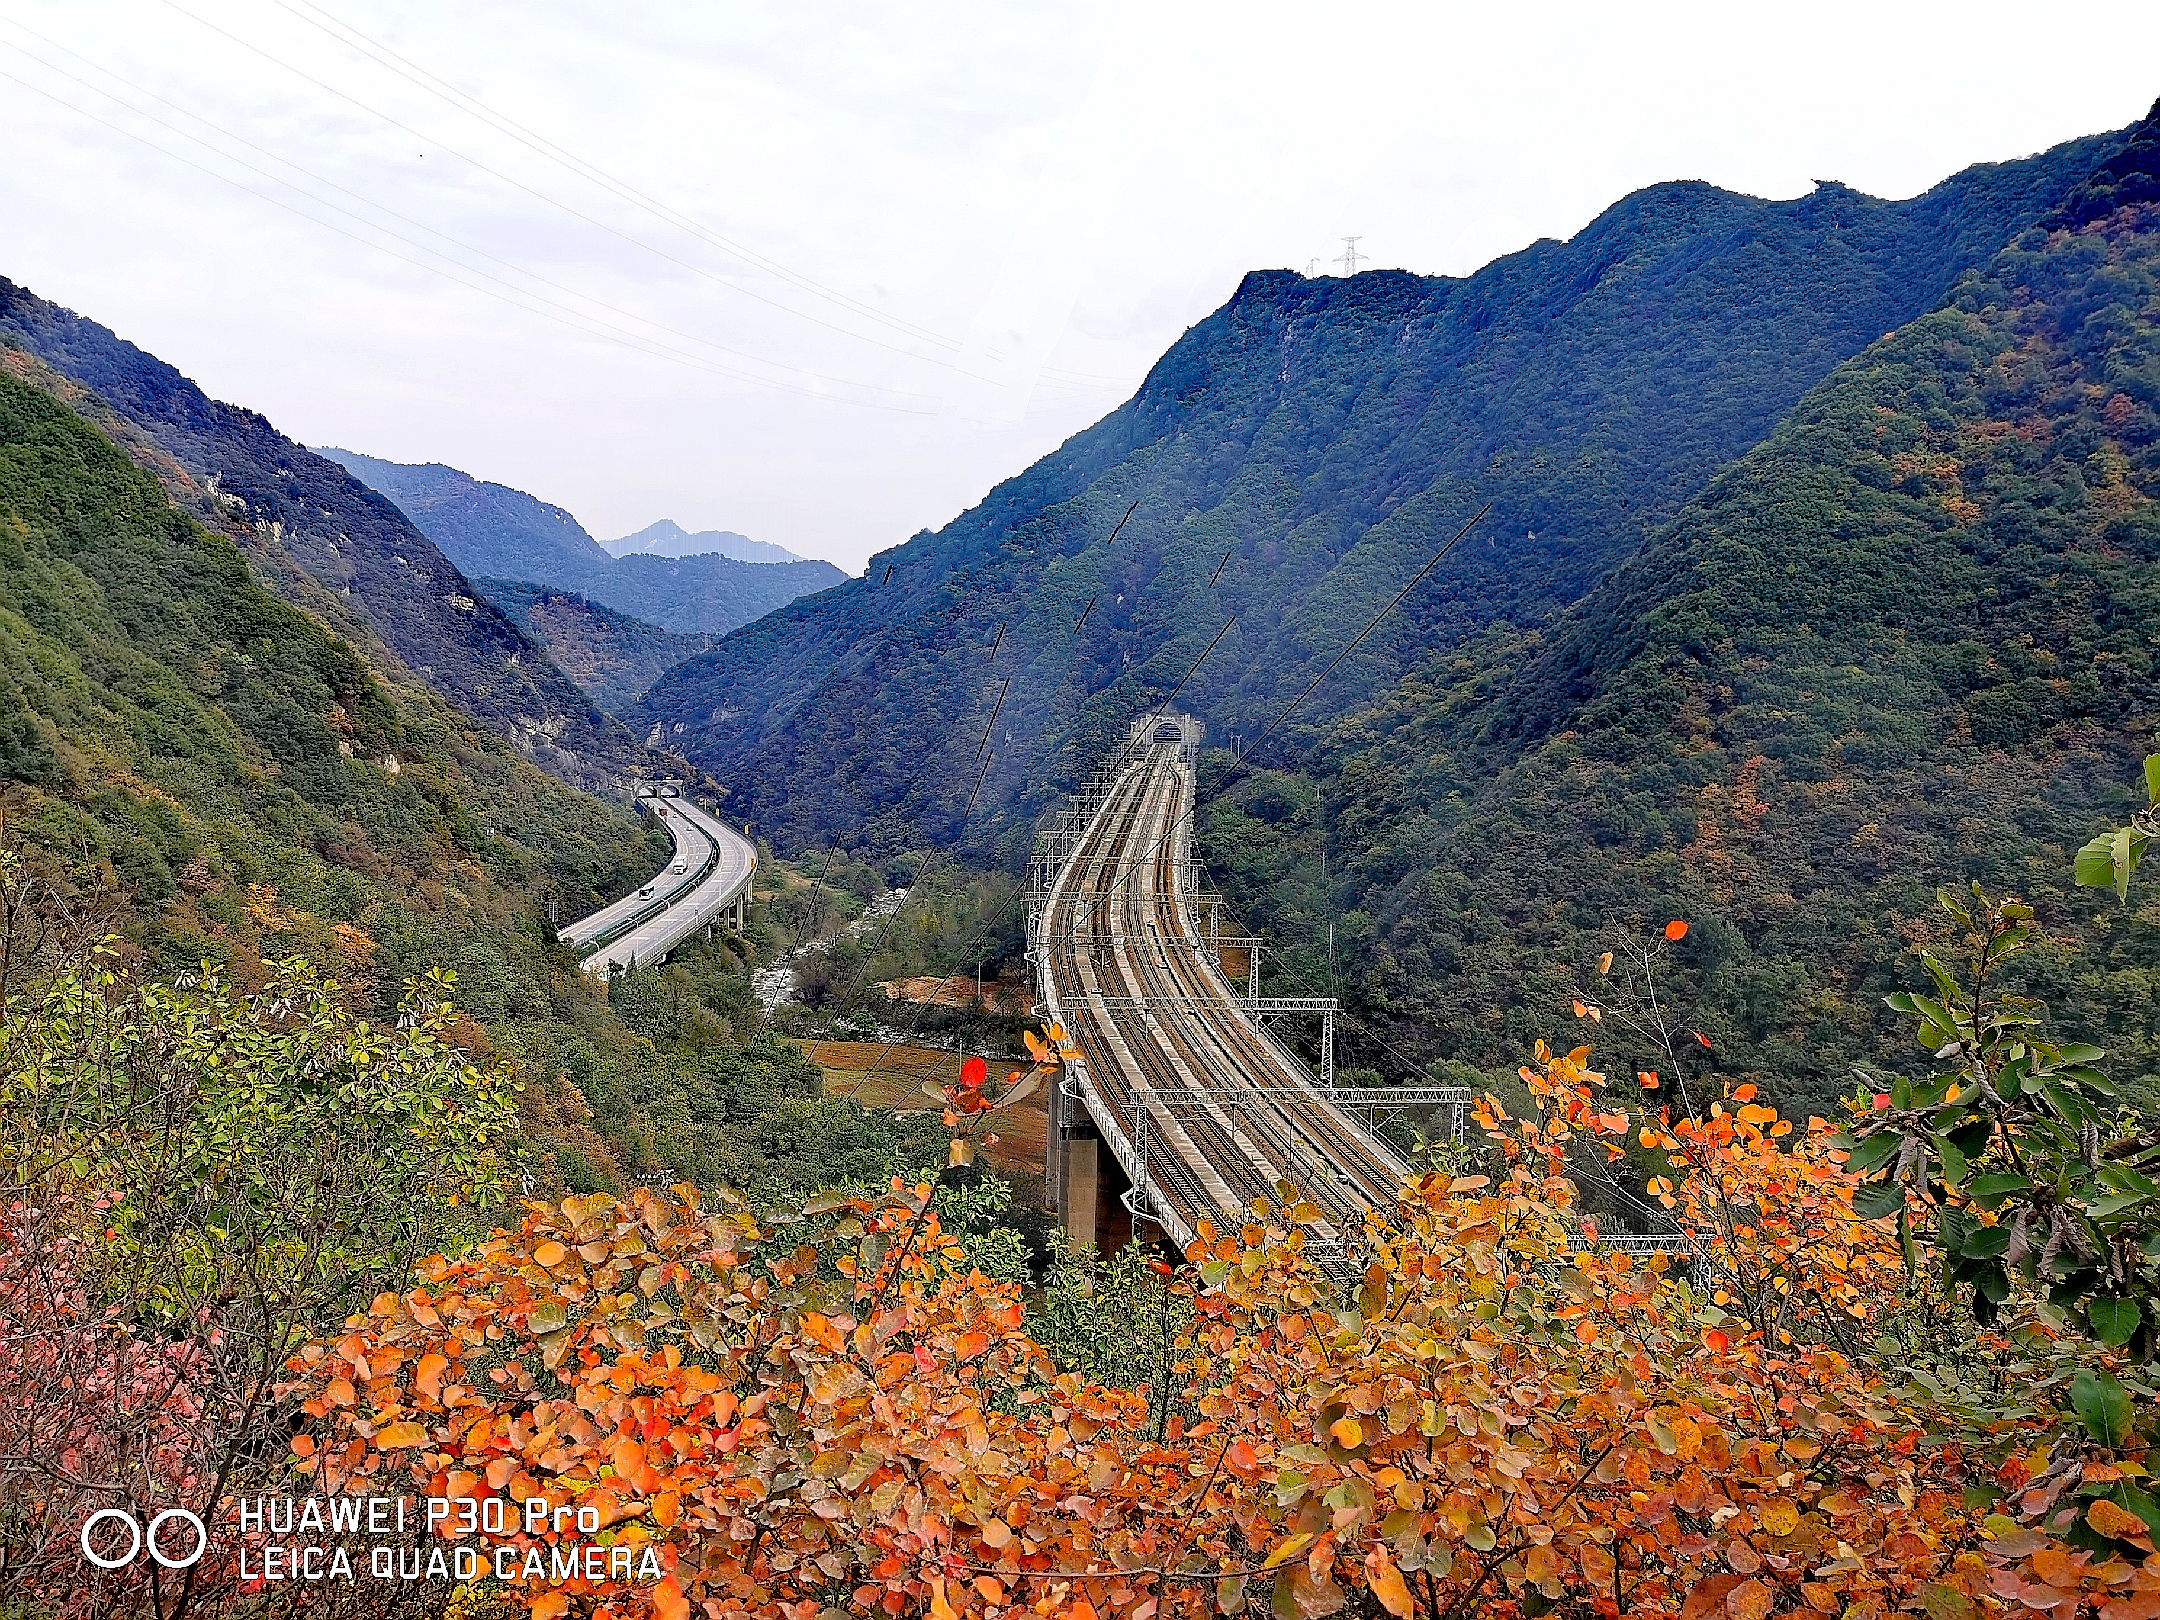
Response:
[1027,714,1468,1264]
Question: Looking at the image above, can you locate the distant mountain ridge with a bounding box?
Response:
[0,279,637,789]
[480,579,716,714]
[320,449,845,637]
[632,125,2124,851]
[605,518,807,565]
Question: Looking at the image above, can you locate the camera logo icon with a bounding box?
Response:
[80,1508,209,1570]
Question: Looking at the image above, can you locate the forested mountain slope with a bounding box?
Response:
[633,127,2122,851]
[1201,104,2160,1121]
[0,362,868,1196]
[0,280,635,789]
[323,448,846,635]
[481,578,716,713]
[607,517,807,564]
[317,446,614,584]
[0,362,654,978]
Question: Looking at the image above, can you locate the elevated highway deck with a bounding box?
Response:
[560,790,758,975]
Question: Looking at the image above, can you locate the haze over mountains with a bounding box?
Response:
[0,96,2151,1126]
[605,518,808,565]
[636,125,2123,843]
[0,277,637,789]
[319,449,843,705]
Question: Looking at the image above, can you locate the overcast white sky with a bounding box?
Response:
[2,2,2155,572]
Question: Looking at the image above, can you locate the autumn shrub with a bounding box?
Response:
[0,844,520,1618]
[281,1019,2160,1620]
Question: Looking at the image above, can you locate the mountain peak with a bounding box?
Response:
[604,519,806,565]
[2045,97,2160,232]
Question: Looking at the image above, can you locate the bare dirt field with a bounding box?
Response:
[793,1038,1049,1178]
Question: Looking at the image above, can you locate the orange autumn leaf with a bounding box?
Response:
[1366,1548,1416,1619]
[1664,919,1688,940]
[2087,1498,2148,1540]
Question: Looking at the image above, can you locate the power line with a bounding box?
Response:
[1336,236,1364,276]
[270,0,1132,391]
[0,25,944,412]
[142,0,1129,395]
[0,63,946,416]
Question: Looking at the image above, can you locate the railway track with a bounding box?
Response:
[1035,740,1411,1255]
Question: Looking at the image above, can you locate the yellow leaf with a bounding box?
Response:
[1760,1500,1799,1537]
[2088,1497,2149,1541]
[533,1241,567,1268]
[1330,1416,1364,1449]
[377,1420,429,1449]
[1263,1531,1318,1569]
[1598,951,1614,975]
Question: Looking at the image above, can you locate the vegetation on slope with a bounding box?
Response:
[0,279,635,787]
[1202,119,2160,1123]
[479,578,715,713]
[0,364,972,1208]
[634,129,2121,855]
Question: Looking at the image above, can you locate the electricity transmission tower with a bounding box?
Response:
[1336,236,1364,275]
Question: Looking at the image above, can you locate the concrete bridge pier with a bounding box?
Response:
[1045,1079,1131,1254]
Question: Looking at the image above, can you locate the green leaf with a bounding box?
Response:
[2072,1368,2136,1447]
[1845,1132,1901,1176]
[2077,832,2124,893]
[1855,1178,1910,1221]
[1967,1172,2029,1209]
[2145,753,2160,805]
[1936,1137,1970,1192]
[2087,1191,2152,1220]
[2042,1081,2101,1128]
[2089,1298,2143,1348]
[1960,1225,2012,1261]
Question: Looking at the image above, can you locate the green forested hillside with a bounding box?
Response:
[634,128,2121,853]
[322,447,848,635]
[0,280,636,789]
[0,365,929,1198]
[1202,119,2160,1120]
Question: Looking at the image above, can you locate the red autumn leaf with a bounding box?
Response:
[960,1055,987,1089]
[1664,919,1689,940]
